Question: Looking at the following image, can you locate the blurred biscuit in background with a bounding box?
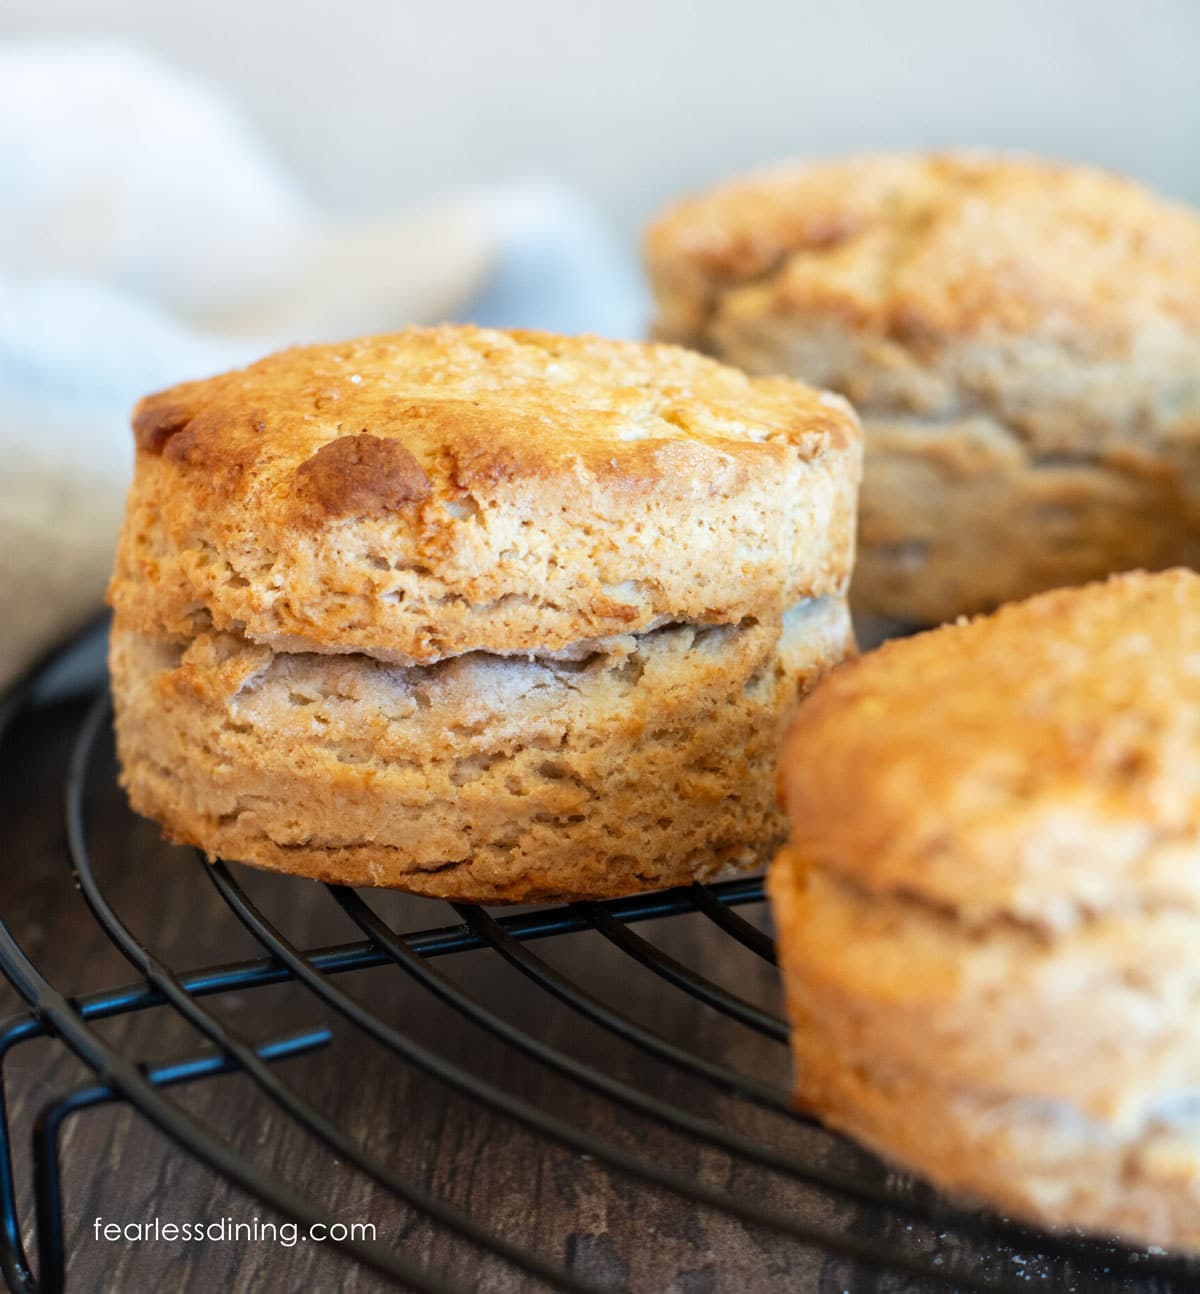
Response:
[646,153,1200,625]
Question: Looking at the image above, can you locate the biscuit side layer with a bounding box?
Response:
[769,854,1200,1251]
[110,433,859,661]
[697,318,1200,620]
[111,597,853,901]
[107,326,862,659]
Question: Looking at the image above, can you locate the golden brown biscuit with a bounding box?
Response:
[646,153,1200,623]
[110,325,862,898]
[769,569,1200,1250]
[110,325,860,661]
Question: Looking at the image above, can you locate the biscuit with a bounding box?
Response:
[109,325,862,898]
[769,569,1200,1250]
[112,596,852,901]
[110,326,860,661]
[646,153,1200,623]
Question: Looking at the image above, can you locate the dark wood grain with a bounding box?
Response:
[0,691,1172,1294]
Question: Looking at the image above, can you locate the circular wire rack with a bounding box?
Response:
[0,617,1195,1293]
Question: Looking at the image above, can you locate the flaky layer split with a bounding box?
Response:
[113,597,853,902]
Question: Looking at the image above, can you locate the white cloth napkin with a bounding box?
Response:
[0,40,647,695]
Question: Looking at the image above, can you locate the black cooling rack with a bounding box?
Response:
[0,618,1194,1293]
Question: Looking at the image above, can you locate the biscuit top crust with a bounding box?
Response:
[777,569,1200,929]
[129,325,852,491]
[646,152,1200,347]
[111,326,861,661]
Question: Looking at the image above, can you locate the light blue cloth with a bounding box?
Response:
[0,41,648,697]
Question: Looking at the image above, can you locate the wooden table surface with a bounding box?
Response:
[0,641,1168,1294]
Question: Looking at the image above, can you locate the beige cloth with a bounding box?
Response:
[0,41,643,693]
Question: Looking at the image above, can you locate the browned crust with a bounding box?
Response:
[776,568,1200,927]
[124,326,858,507]
[293,432,431,520]
[132,400,194,453]
[108,325,862,661]
[645,151,1200,349]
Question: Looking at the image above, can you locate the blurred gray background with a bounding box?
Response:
[6,0,1199,237]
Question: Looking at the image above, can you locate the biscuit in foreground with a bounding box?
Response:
[769,569,1200,1251]
[110,326,862,900]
